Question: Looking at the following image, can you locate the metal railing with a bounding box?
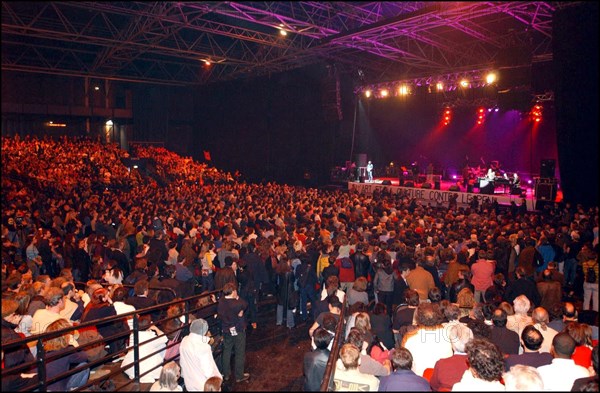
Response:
[2,289,221,392]
[319,298,348,391]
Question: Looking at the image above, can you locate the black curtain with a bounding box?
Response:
[553,3,599,207]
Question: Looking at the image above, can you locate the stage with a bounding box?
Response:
[347,177,561,212]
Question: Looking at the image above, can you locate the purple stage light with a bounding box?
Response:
[494,108,499,112]
[527,180,532,184]
[452,175,457,179]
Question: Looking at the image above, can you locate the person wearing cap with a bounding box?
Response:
[179,318,222,391]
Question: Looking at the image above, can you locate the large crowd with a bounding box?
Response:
[1,134,598,391]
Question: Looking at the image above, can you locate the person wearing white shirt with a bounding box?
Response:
[536,332,590,391]
[179,318,222,391]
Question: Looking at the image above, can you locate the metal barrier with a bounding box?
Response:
[319,298,348,391]
[1,289,221,392]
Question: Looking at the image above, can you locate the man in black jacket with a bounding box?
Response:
[303,327,333,391]
[505,266,541,306]
[351,242,370,280]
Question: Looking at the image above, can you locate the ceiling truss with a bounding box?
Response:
[1,1,581,86]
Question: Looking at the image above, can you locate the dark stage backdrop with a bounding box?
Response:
[553,2,599,207]
[356,97,558,181]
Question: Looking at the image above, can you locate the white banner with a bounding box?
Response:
[347,182,536,211]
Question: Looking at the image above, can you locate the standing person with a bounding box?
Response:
[217,282,250,384]
[296,255,318,322]
[303,327,333,391]
[373,259,395,317]
[179,318,222,392]
[582,251,598,311]
[275,256,297,329]
[366,161,374,182]
[471,249,495,303]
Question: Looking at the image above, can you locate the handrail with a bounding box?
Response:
[319,297,348,391]
[1,289,222,392]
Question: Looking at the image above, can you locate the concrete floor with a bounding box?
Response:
[87,298,313,392]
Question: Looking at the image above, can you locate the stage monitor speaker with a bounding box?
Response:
[535,183,556,201]
[355,153,367,168]
[359,176,365,183]
[510,187,523,195]
[421,182,432,189]
[404,181,414,187]
[540,159,556,178]
[382,180,392,185]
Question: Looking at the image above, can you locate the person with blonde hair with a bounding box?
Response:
[150,361,182,392]
[347,276,368,307]
[44,318,89,391]
[333,343,380,391]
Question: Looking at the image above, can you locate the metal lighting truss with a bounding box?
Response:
[1,2,581,87]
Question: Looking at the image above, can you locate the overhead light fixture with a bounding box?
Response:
[460,80,469,88]
[436,82,444,91]
[365,90,372,98]
[94,86,100,91]
[398,85,409,95]
[486,72,497,84]
[106,120,113,126]
[380,89,389,97]
[279,29,287,36]
[203,59,211,66]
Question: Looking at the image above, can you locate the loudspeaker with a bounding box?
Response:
[359,176,365,183]
[404,181,414,187]
[355,153,367,168]
[540,159,556,178]
[434,180,441,190]
[421,182,432,189]
[382,180,392,185]
[535,183,556,201]
[449,185,460,192]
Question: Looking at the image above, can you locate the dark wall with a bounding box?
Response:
[190,64,355,184]
[553,2,599,207]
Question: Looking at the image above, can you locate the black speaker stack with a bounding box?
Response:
[535,178,557,201]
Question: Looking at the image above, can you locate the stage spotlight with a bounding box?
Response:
[488,108,492,112]
[398,85,409,95]
[365,90,372,98]
[460,80,469,88]
[380,89,389,97]
[94,86,100,91]
[486,73,497,84]
[452,175,457,180]
[203,59,211,66]
[279,29,288,36]
[436,82,444,91]
[494,107,499,112]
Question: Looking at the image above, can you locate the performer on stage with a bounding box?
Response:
[511,172,520,188]
[366,161,374,182]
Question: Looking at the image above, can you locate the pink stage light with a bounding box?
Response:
[452,175,457,179]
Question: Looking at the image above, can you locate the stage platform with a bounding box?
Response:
[347,177,560,212]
